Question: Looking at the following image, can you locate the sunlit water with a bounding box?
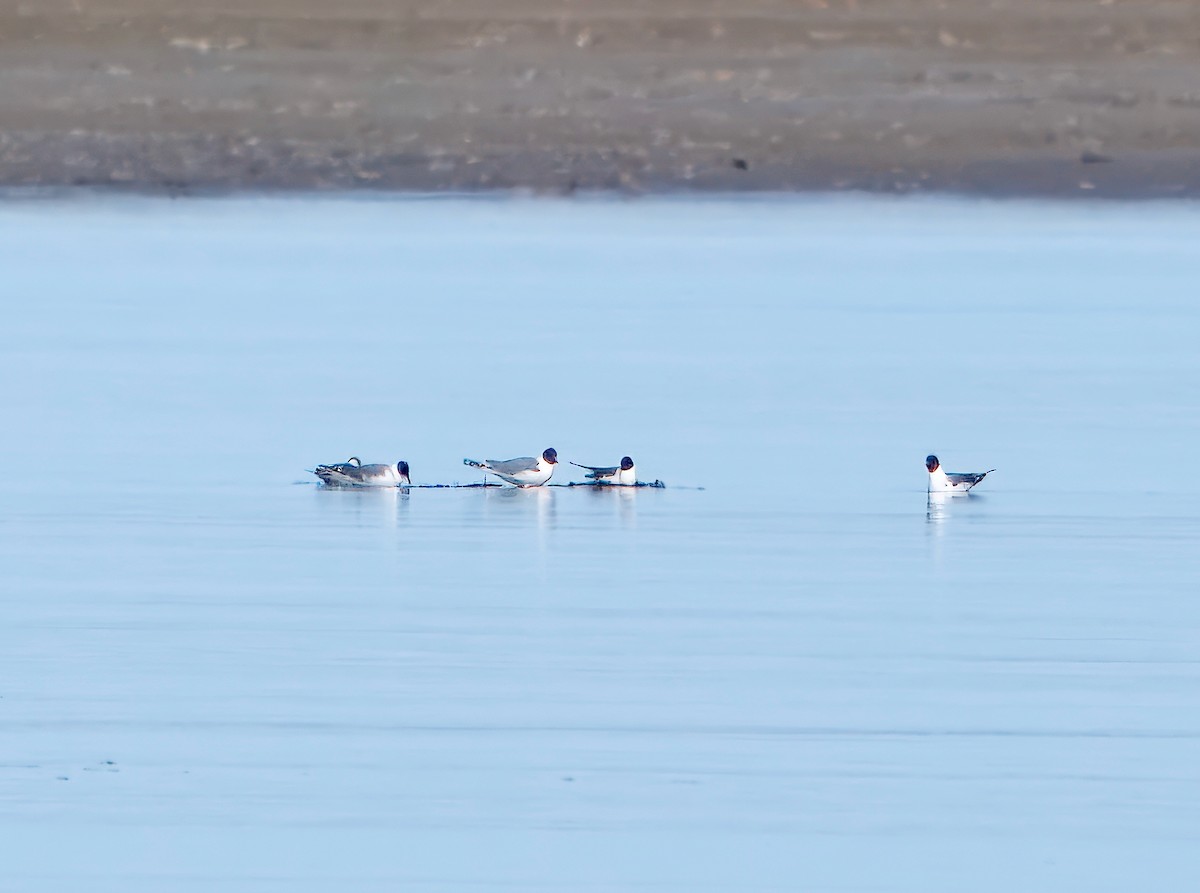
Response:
[2,195,1199,890]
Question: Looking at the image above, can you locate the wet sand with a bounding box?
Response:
[3,0,1200,196]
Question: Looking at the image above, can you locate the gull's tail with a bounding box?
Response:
[570,461,609,480]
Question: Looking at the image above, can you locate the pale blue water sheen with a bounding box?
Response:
[2,196,1199,891]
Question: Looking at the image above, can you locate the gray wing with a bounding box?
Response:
[571,461,618,477]
[354,464,391,477]
[485,456,539,475]
[946,470,993,486]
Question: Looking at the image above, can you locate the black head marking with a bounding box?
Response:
[925,455,940,473]
[543,448,558,464]
[620,456,634,470]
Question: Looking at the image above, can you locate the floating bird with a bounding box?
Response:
[571,456,637,486]
[464,448,558,487]
[926,455,994,495]
[315,459,411,487]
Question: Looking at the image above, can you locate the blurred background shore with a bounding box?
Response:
[3,0,1199,197]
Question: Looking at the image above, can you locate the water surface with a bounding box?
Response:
[2,196,1199,890]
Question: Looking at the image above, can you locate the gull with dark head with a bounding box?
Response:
[926,454,993,495]
[314,458,411,487]
[571,456,637,486]
[464,448,558,487]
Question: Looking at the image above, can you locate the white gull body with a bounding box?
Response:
[464,448,558,487]
[926,455,993,496]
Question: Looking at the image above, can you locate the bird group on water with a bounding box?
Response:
[311,448,992,494]
[313,448,639,489]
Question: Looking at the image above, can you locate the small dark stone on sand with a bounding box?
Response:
[732,158,749,171]
[1080,150,1113,164]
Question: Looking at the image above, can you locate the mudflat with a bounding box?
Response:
[3,0,1199,196]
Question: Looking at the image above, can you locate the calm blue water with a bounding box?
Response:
[2,196,1199,890]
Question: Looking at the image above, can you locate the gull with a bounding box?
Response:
[926,455,994,495]
[571,456,637,486]
[314,458,411,487]
[464,448,558,487]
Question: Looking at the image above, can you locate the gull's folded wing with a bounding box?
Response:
[946,469,995,486]
[483,457,539,475]
[571,461,618,476]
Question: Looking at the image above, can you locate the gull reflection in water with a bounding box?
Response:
[926,491,951,530]
[486,484,557,532]
[316,482,409,531]
[926,489,985,557]
[925,491,951,572]
[927,489,985,524]
[583,482,638,528]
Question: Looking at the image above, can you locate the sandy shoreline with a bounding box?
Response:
[3,0,1200,197]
